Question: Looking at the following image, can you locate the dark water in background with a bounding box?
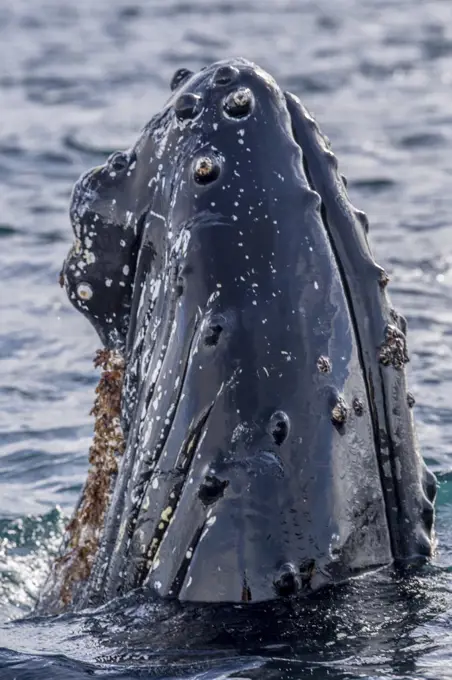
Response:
[1,0,452,677]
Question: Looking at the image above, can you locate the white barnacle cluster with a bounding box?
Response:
[231,421,250,444]
[174,112,204,133]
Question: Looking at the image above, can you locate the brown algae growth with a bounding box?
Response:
[56,349,125,606]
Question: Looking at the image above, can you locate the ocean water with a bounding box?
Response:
[1,0,452,677]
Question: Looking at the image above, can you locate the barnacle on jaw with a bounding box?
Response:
[379,324,409,369]
[317,355,332,373]
[332,396,348,424]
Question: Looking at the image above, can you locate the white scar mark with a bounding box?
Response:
[150,210,166,221]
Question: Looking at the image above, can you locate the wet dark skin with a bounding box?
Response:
[40,58,436,613]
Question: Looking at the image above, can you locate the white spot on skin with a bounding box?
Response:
[151,359,163,385]
[123,265,130,275]
[206,291,220,306]
[105,278,112,287]
[114,520,127,553]
[150,210,166,222]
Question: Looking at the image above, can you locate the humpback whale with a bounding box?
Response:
[37,58,437,614]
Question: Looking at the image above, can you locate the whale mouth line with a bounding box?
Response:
[134,306,200,490]
[123,313,203,548]
[141,402,215,590]
[165,522,207,599]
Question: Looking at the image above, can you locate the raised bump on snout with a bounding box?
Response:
[317,355,331,373]
[198,475,229,507]
[268,410,290,446]
[407,392,416,408]
[193,155,221,184]
[352,397,364,416]
[203,323,223,347]
[174,93,202,121]
[379,324,409,369]
[355,209,370,234]
[331,396,348,425]
[379,268,390,288]
[390,309,407,336]
[421,498,435,532]
[223,87,255,119]
[273,562,301,596]
[212,65,240,86]
[76,282,93,301]
[323,148,339,171]
[106,151,129,173]
[170,67,194,91]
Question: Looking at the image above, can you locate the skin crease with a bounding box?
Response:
[37,58,436,615]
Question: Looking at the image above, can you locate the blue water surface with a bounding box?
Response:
[1,0,452,677]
